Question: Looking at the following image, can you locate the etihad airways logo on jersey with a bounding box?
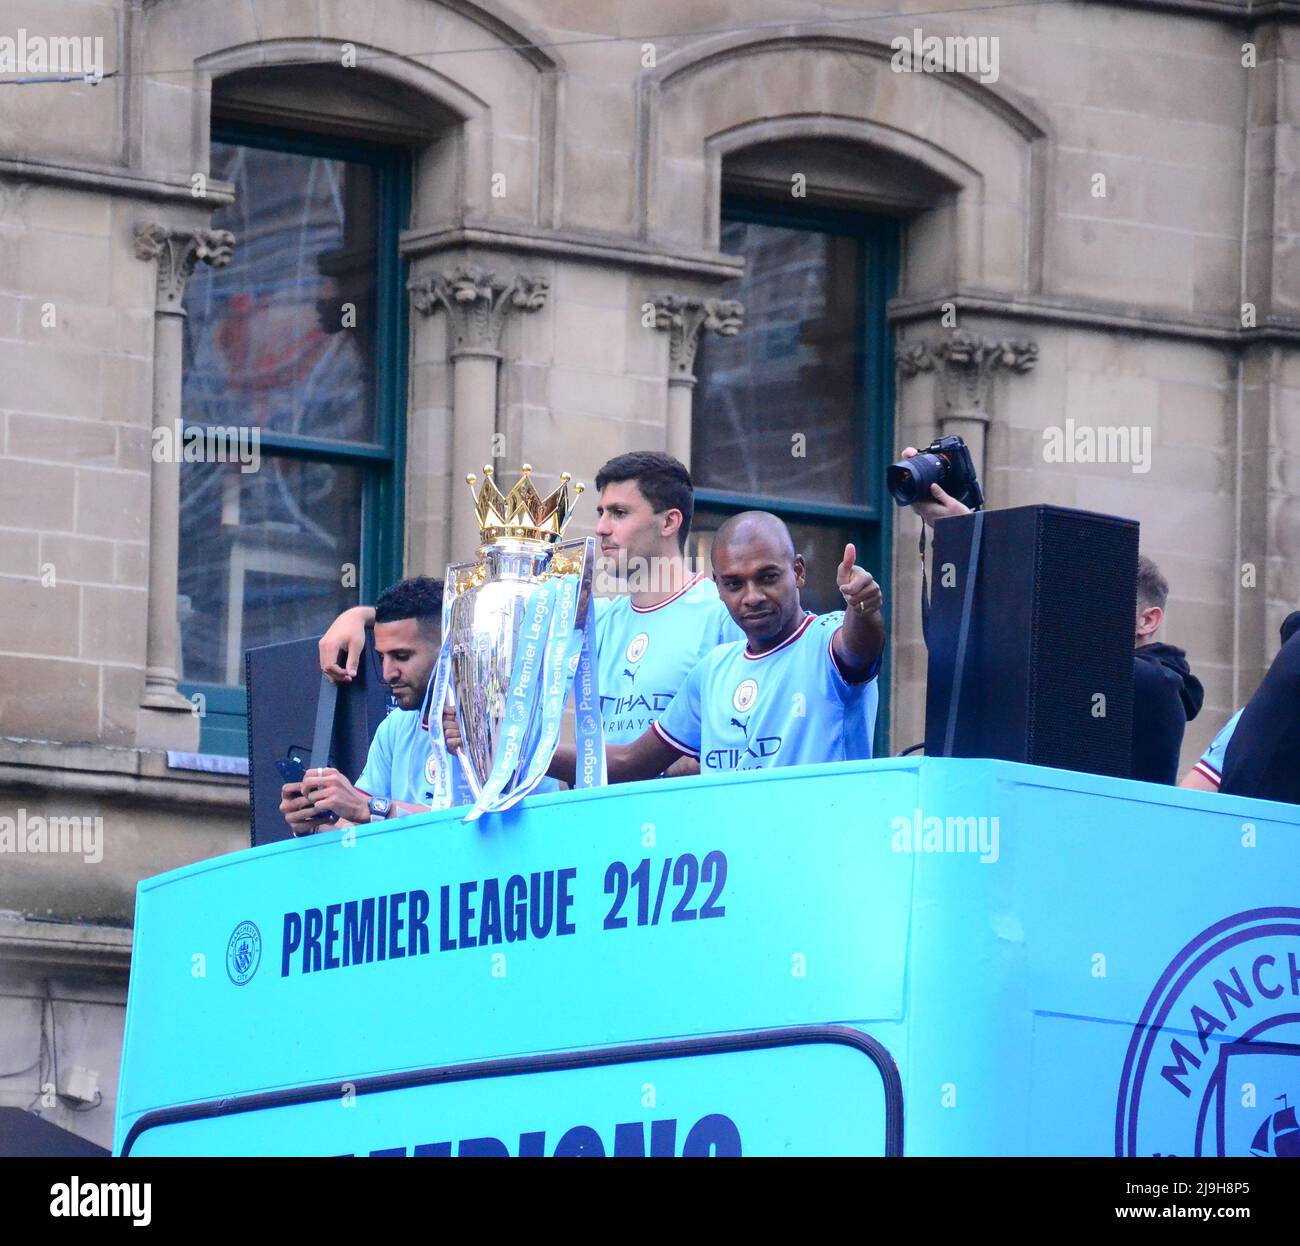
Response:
[704,736,782,769]
[707,700,780,769]
[601,691,673,719]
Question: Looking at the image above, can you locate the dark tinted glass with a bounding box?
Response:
[183,141,380,443]
[693,219,865,506]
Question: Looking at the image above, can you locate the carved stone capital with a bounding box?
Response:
[408,264,548,358]
[650,294,745,384]
[894,328,1037,419]
[133,223,236,313]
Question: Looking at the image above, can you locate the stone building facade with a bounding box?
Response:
[0,0,1296,1149]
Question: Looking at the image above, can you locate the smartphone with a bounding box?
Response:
[275,754,336,824]
[275,755,307,784]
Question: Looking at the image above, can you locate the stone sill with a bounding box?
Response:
[0,913,132,974]
[0,737,250,814]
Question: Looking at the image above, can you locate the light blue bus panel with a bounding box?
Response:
[122,1028,899,1157]
[114,758,1300,1156]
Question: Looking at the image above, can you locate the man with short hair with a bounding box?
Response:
[1130,554,1203,784]
[589,452,743,755]
[539,511,884,782]
[279,576,458,833]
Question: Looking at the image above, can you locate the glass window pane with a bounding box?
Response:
[178,456,363,686]
[688,506,873,618]
[182,141,381,443]
[693,218,865,506]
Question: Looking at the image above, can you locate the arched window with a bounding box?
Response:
[177,119,411,753]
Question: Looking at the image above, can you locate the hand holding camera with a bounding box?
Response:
[888,436,982,527]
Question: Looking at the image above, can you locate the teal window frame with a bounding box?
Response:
[695,193,900,753]
[179,120,411,756]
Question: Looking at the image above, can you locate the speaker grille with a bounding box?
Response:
[1027,509,1137,777]
[925,504,1138,778]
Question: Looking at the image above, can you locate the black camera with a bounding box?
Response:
[887,435,984,511]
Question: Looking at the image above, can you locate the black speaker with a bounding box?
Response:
[923,504,1139,777]
[245,631,392,846]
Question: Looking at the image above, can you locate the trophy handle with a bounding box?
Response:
[445,558,486,603]
[554,536,598,630]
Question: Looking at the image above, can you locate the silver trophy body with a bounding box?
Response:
[445,532,594,799]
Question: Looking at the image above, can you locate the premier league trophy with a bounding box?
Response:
[423,464,606,820]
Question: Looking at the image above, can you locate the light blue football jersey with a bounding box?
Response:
[593,572,744,745]
[653,611,880,773]
[356,706,476,810]
[1193,709,1242,787]
[356,707,442,807]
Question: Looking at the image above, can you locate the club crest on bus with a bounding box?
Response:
[226,920,263,986]
[1116,907,1300,1156]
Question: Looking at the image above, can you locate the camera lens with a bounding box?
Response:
[887,453,945,506]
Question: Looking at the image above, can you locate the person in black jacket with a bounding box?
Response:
[1130,556,1204,783]
[1218,618,1300,805]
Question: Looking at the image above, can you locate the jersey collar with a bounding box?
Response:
[631,570,705,613]
[743,611,815,660]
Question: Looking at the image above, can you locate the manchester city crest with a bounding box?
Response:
[733,678,758,713]
[626,632,649,663]
[225,920,262,986]
[1116,907,1300,1155]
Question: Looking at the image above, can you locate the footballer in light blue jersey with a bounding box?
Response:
[594,572,744,745]
[357,706,473,807]
[653,610,879,772]
[292,577,472,832]
[546,510,885,786]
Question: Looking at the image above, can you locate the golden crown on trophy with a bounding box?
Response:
[466,463,584,546]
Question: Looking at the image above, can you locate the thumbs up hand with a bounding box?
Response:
[837,543,882,617]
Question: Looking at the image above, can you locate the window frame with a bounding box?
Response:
[178,120,412,755]
[693,192,900,752]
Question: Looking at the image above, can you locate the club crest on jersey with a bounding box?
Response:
[424,753,440,785]
[733,678,758,713]
[626,633,649,663]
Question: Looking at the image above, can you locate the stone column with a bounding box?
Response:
[132,223,235,749]
[650,295,745,466]
[409,264,548,562]
[895,329,1038,480]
